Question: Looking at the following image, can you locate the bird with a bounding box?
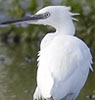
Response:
[0,6,93,100]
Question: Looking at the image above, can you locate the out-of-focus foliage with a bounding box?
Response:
[0,0,95,47]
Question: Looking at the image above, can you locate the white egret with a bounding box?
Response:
[0,6,93,100]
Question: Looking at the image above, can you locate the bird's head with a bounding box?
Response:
[0,6,79,35]
[36,6,78,26]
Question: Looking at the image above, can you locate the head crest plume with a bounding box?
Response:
[65,6,80,21]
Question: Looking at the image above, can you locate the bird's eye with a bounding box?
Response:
[44,12,50,18]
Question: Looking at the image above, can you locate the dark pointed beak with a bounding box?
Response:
[0,14,45,25]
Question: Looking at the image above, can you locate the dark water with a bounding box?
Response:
[0,42,95,100]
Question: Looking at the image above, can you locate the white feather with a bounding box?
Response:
[33,6,93,100]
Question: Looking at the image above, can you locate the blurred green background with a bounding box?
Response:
[0,0,95,100]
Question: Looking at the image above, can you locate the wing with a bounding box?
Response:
[37,35,93,100]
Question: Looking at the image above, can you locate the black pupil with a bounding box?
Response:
[46,13,49,16]
[45,12,50,18]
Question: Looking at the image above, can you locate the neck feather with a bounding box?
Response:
[55,18,75,35]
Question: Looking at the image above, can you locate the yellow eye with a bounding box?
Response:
[44,12,50,18]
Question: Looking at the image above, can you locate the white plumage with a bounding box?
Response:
[0,5,93,100]
[33,6,93,100]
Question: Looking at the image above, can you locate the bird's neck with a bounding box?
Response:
[55,20,75,36]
